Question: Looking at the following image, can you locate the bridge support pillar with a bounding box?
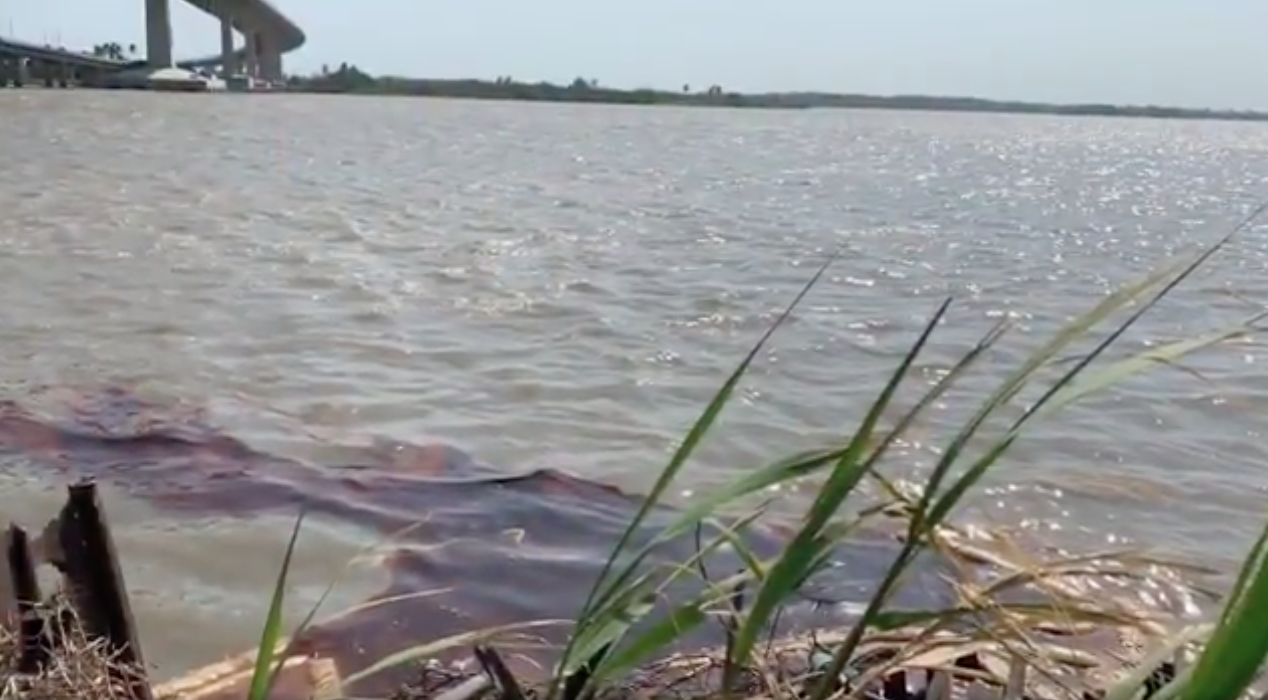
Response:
[259,46,281,82]
[244,31,259,78]
[146,0,173,68]
[37,60,54,88]
[219,13,238,76]
[15,58,26,88]
[1,58,26,88]
[254,32,281,82]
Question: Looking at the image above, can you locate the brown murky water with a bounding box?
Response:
[0,90,1266,680]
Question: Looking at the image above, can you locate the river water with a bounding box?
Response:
[1,90,1267,680]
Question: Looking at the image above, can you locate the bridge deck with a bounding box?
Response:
[0,0,303,72]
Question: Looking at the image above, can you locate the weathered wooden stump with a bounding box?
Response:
[0,480,157,700]
[6,524,48,674]
[51,480,153,700]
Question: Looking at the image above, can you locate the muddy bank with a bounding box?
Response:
[0,499,1201,700]
[0,386,1208,699]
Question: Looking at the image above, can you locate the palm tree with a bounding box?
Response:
[91,42,125,60]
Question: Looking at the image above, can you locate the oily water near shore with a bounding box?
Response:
[0,90,1265,682]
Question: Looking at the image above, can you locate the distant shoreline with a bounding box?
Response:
[282,64,1268,123]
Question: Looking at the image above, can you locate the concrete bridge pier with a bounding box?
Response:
[26,60,49,88]
[146,0,173,68]
[219,13,238,75]
[256,32,281,81]
[0,58,29,88]
[34,61,72,88]
[261,52,282,81]
[33,60,55,88]
[243,31,259,78]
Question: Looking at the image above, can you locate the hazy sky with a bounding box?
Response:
[4,0,1267,110]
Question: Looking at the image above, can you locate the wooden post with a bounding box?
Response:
[880,670,907,699]
[7,525,48,673]
[56,480,153,700]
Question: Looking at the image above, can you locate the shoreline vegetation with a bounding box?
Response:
[7,219,1268,700]
[281,63,1268,123]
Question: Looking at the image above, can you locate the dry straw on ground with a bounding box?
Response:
[387,510,1207,700]
[0,596,148,700]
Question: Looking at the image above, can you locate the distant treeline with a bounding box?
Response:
[284,63,1268,123]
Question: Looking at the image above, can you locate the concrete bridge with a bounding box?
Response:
[0,0,304,87]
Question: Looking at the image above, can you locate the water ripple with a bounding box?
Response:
[1,92,1267,672]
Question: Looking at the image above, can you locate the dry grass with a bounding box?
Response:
[0,511,1197,700]
[388,508,1208,700]
[0,500,1211,700]
[0,595,149,700]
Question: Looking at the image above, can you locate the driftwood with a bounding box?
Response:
[2,479,153,700]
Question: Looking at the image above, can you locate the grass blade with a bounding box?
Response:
[1039,318,1264,418]
[1168,513,1268,699]
[553,252,841,695]
[921,228,1238,539]
[726,299,952,673]
[805,226,1247,700]
[343,619,572,687]
[247,509,306,700]
[583,511,771,684]
[1102,624,1210,700]
[263,520,430,685]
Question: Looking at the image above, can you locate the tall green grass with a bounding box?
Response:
[247,206,1268,700]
